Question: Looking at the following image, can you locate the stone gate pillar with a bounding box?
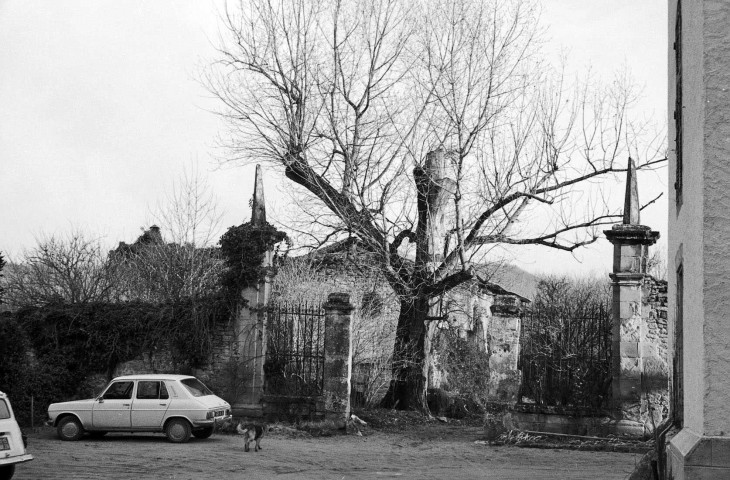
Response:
[322,293,353,427]
[487,295,523,404]
[604,159,660,435]
[232,165,273,417]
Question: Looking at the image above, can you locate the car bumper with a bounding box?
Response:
[192,414,232,428]
[0,453,34,466]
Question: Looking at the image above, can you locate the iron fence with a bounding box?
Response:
[518,301,612,409]
[265,302,325,396]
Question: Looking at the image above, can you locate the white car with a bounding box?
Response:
[47,374,232,443]
[0,390,33,480]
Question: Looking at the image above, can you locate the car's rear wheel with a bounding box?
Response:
[192,427,214,439]
[165,418,192,443]
[57,416,84,441]
[0,464,15,480]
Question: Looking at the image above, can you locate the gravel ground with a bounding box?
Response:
[13,424,643,480]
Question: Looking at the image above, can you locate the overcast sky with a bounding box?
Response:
[0,0,667,275]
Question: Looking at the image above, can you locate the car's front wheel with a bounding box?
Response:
[165,418,192,443]
[0,464,15,480]
[192,427,214,439]
[57,416,84,441]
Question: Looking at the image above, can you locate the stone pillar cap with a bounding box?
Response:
[604,224,660,245]
[324,292,354,310]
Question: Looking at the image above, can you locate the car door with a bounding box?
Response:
[92,380,134,429]
[131,381,170,428]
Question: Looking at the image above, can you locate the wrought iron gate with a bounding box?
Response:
[518,302,612,409]
[265,302,325,396]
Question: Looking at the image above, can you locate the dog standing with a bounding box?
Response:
[236,422,265,452]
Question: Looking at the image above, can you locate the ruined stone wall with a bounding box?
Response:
[645,278,668,366]
[640,276,670,427]
[429,286,523,405]
[429,284,489,389]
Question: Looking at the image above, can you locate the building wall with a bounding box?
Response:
[668,4,730,476]
[670,0,730,437]
[668,0,706,435]
[698,0,730,435]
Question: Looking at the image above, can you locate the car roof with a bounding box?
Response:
[112,374,196,381]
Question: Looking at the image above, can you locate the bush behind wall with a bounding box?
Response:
[0,297,229,426]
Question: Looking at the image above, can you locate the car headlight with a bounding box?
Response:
[206,411,214,420]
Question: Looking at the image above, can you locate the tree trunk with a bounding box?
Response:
[381,296,431,411]
[381,151,453,411]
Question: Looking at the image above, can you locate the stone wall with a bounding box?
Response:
[112,315,243,403]
[641,276,670,427]
[429,284,524,406]
[645,277,668,362]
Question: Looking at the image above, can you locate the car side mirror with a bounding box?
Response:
[97,397,105,404]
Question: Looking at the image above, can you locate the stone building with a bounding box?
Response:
[667,1,730,477]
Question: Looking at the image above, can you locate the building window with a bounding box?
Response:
[674,0,683,208]
[673,263,684,428]
[360,291,383,318]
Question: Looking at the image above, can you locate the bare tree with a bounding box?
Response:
[4,231,117,308]
[647,245,667,281]
[111,168,224,303]
[207,0,665,410]
[150,165,224,248]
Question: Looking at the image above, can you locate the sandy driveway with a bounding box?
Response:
[14,426,640,480]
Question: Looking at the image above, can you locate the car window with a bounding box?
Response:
[135,381,170,400]
[136,381,160,400]
[180,378,213,397]
[103,381,134,400]
[0,400,10,420]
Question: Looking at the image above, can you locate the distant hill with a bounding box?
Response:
[473,262,539,301]
[298,238,540,301]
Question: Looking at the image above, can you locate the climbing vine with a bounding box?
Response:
[218,221,288,302]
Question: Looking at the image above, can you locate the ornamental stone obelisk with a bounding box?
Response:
[233,165,272,417]
[604,159,660,435]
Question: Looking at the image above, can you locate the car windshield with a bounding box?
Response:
[0,400,10,420]
[180,378,213,397]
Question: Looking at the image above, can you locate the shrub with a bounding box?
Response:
[433,327,491,410]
